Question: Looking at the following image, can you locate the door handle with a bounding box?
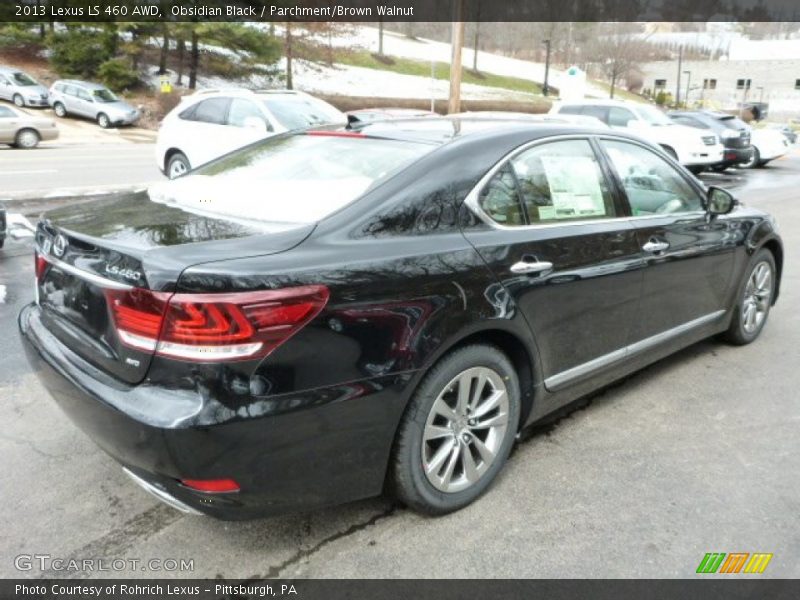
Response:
[642,240,670,253]
[510,257,554,275]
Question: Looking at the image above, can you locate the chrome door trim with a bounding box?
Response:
[544,310,726,390]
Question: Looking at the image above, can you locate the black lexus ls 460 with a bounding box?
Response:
[20,118,783,518]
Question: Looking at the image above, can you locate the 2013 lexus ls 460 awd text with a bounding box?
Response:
[19,118,783,519]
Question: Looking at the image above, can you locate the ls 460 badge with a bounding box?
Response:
[105,265,141,282]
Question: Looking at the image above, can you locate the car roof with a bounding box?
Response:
[344,116,620,146]
[53,79,108,90]
[556,99,647,108]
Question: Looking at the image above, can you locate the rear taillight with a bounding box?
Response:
[106,286,329,362]
[180,478,240,493]
[35,252,48,282]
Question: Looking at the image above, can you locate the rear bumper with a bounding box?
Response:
[713,146,754,168]
[39,128,60,142]
[19,303,411,519]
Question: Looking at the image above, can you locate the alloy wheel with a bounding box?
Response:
[421,366,510,493]
[54,103,66,118]
[13,94,24,107]
[742,261,772,334]
[98,114,110,128]
[169,159,188,179]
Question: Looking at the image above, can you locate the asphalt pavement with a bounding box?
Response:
[0,154,798,579]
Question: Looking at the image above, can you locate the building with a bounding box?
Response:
[640,39,800,120]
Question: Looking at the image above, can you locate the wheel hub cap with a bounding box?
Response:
[421,366,510,493]
[742,261,772,334]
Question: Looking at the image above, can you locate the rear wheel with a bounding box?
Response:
[13,94,24,108]
[97,113,111,129]
[15,128,40,149]
[167,152,190,179]
[723,249,776,345]
[390,344,520,514]
[740,147,760,169]
[53,102,67,118]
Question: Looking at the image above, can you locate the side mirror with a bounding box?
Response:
[707,186,736,216]
[242,116,268,131]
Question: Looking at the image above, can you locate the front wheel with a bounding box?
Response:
[97,113,111,129]
[723,249,776,345]
[13,94,25,108]
[53,102,67,118]
[390,344,521,514]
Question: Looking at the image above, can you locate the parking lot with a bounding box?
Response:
[1,151,798,579]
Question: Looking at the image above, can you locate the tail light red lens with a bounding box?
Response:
[106,285,329,362]
[180,478,240,493]
[35,252,48,282]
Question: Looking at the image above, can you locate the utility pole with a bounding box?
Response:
[675,45,683,108]
[683,70,691,107]
[542,39,552,96]
[447,1,465,114]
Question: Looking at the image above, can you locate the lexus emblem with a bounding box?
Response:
[52,234,68,258]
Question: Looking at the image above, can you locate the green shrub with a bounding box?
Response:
[98,58,139,92]
[48,29,114,78]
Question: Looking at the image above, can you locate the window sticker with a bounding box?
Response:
[540,156,606,219]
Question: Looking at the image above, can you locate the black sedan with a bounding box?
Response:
[19,119,783,519]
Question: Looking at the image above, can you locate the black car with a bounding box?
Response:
[19,119,783,519]
[668,110,754,171]
[0,202,6,249]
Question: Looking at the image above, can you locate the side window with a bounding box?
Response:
[179,103,198,121]
[228,98,267,128]
[0,76,10,85]
[557,105,583,116]
[601,140,704,216]
[511,139,617,223]
[478,164,526,226]
[63,85,77,96]
[191,98,231,125]
[608,107,636,127]
[580,105,609,124]
[673,116,708,129]
[0,106,15,118]
[76,88,92,102]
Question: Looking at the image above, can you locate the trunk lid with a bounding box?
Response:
[35,191,314,384]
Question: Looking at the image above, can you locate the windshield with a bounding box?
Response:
[148,134,434,225]
[11,72,37,86]
[635,105,673,126]
[93,88,118,103]
[263,97,345,130]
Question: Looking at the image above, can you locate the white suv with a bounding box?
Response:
[550,100,724,173]
[156,89,347,178]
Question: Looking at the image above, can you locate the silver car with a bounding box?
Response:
[49,79,140,128]
[0,104,59,148]
[0,67,50,108]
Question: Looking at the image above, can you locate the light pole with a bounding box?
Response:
[682,70,691,107]
[542,39,551,97]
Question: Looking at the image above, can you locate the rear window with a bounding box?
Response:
[263,97,345,130]
[718,115,749,129]
[148,134,434,225]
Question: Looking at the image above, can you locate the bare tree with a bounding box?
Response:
[590,23,649,98]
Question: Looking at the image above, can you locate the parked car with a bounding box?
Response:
[347,107,438,124]
[764,123,797,145]
[0,66,49,108]
[744,127,791,168]
[449,111,610,128]
[49,80,140,129]
[0,104,59,149]
[20,118,782,519]
[551,100,724,173]
[0,202,6,249]
[668,110,753,172]
[156,88,347,179]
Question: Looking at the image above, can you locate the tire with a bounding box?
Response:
[0,238,5,249]
[688,165,705,175]
[390,344,521,515]
[723,249,776,345]
[13,94,25,108]
[15,128,40,149]
[167,152,190,179]
[740,147,760,169]
[97,113,111,129]
[53,102,67,118]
